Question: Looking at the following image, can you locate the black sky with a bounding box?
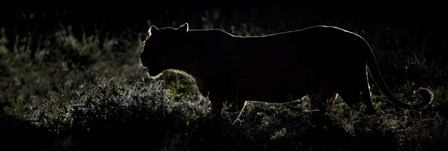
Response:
[2,0,448,43]
[3,0,447,26]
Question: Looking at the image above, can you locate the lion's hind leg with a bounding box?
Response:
[337,85,378,115]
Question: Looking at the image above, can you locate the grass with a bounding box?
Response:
[1,21,447,151]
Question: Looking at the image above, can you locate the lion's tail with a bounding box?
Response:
[365,42,434,110]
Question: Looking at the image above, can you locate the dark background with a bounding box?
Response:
[3,0,448,33]
[2,0,448,74]
[3,0,447,72]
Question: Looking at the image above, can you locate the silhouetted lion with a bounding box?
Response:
[139,23,433,115]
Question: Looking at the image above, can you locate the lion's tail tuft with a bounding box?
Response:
[411,87,434,110]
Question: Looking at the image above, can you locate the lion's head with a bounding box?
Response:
[140,23,189,76]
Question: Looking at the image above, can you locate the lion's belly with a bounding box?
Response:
[229,48,347,103]
[232,60,323,103]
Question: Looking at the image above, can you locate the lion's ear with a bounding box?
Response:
[178,23,189,33]
[148,25,159,35]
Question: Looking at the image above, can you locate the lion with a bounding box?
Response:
[139,23,433,115]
